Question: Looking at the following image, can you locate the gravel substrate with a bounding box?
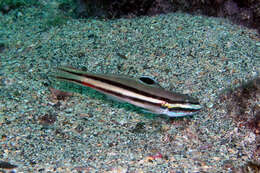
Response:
[0,4,259,173]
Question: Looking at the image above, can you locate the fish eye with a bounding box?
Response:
[139,76,156,85]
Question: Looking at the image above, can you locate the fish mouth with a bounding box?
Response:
[163,102,202,117]
[166,108,201,117]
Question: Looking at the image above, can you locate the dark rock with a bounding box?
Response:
[224,0,239,16]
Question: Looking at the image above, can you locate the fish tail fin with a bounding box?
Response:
[53,66,86,83]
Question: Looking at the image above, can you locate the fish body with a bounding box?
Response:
[54,66,202,117]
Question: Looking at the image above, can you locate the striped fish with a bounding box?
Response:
[54,66,202,117]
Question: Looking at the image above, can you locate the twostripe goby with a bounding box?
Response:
[54,66,202,117]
